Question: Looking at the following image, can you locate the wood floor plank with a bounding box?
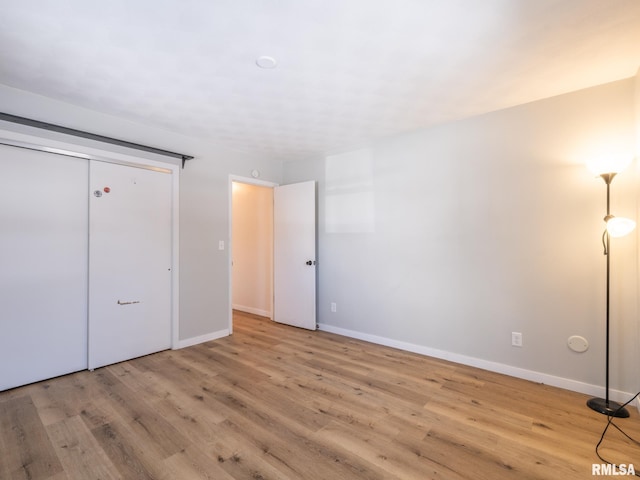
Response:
[90,421,160,480]
[202,418,304,480]
[221,414,390,480]
[0,395,64,480]
[207,384,393,479]
[315,419,467,480]
[90,369,191,458]
[29,374,91,427]
[161,446,237,480]
[2,310,640,479]
[46,415,121,480]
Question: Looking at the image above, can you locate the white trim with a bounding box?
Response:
[0,137,173,174]
[232,304,272,319]
[229,174,280,189]
[176,329,230,349]
[0,126,181,352]
[318,323,635,404]
[0,128,179,172]
[228,175,279,334]
[170,160,180,350]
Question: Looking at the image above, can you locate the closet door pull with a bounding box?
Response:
[117,300,140,305]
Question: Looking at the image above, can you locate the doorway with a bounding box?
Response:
[229,176,278,333]
[228,176,318,333]
[231,181,275,317]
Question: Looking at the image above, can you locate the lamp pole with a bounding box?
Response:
[586,172,630,418]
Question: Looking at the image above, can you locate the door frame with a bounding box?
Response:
[0,127,181,350]
[228,175,278,334]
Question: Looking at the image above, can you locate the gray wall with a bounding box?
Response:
[284,77,640,398]
[0,83,282,343]
[2,74,638,399]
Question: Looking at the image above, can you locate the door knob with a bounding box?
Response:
[305,260,316,265]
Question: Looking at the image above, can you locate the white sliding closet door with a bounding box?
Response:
[88,160,172,370]
[0,144,88,391]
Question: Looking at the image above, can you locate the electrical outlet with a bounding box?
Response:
[330,302,337,313]
[512,332,523,347]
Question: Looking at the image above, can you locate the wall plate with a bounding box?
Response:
[567,335,589,353]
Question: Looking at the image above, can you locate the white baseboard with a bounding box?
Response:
[318,323,635,405]
[233,304,272,319]
[176,328,229,349]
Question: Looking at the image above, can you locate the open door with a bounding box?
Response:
[273,181,317,330]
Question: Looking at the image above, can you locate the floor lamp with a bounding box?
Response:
[586,164,636,418]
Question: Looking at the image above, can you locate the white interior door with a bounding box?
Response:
[274,181,317,330]
[0,144,88,391]
[89,160,172,369]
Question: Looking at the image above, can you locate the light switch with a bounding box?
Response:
[218,240,225,250]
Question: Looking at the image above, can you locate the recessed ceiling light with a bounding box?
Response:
[256,56,277,69]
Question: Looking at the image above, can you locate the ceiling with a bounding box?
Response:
[1,0,639,162]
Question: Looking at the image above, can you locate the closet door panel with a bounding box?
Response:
[88,160,172,370]
[0,144,88,391]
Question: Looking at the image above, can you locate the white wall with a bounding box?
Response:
[284,77,640,400]
[0,84,282,345]
[232,182,273,318]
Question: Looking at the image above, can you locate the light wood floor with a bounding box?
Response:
[2,311,639,479]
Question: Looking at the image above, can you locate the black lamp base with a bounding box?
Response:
[587,397,630,418]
